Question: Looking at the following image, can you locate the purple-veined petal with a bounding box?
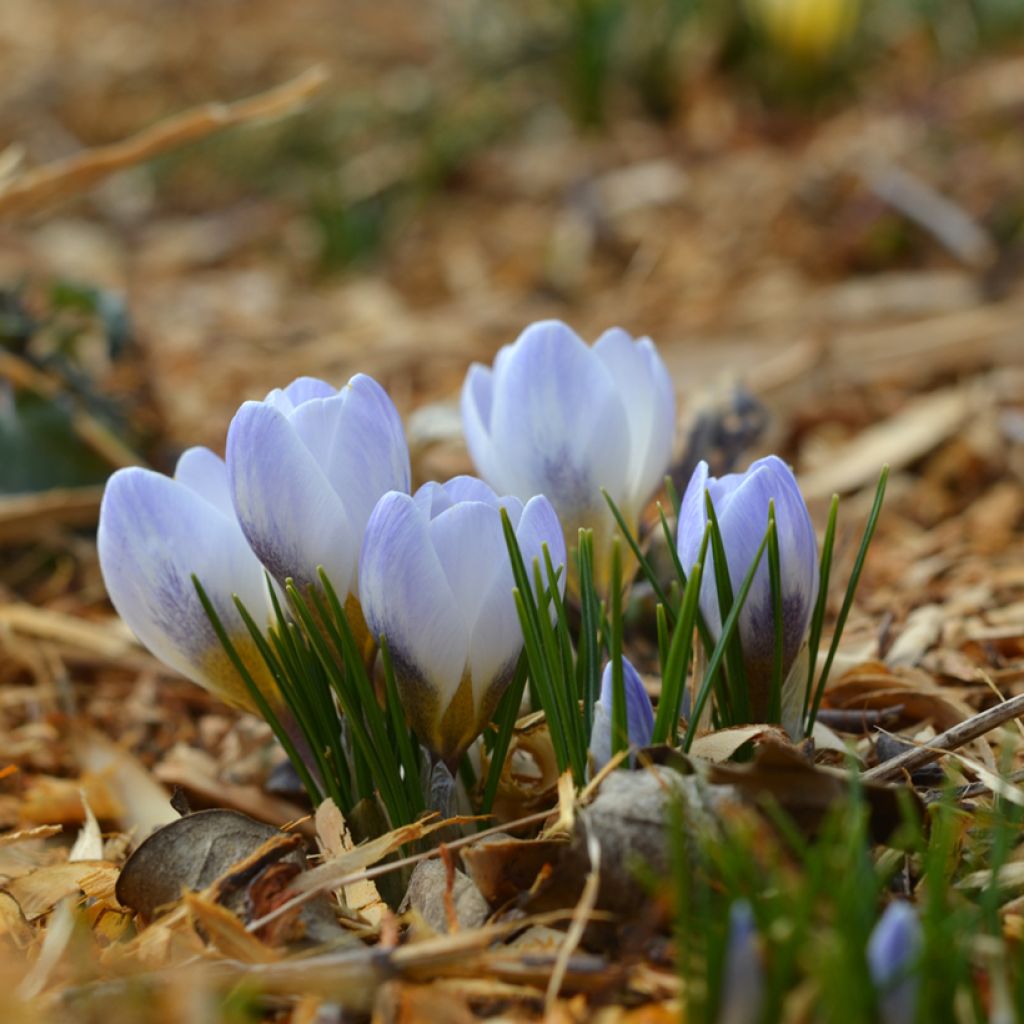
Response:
[98,467,269,706]
[716,457,818,678]
[227,400,357,595]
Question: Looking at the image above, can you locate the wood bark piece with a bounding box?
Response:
[0,66,328,219]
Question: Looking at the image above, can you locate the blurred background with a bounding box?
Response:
[1,0,1023,588]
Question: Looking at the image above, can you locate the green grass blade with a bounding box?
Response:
[653,535,707,745]
[192,576,322,803]
[805,466,889,732]
[479,654,529,818]
[379,635,423,812]
[801,493,839,734]
[603,489,672,614]
[576,529,603,734]
[609,539,627,763]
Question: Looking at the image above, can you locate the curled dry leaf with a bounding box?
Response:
[114,807,350,951]
[461,834,570,908]
[707,738,922,844]
[114,808,297,920]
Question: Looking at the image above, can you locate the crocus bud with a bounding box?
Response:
[226,374,410,613]
[98,448,275,710]
[461,319,675,593]
[718,901,764,1024]
[676,456,818,725]
[867,901,921,1024]
[359,476,565,767]
[589,657,655,771]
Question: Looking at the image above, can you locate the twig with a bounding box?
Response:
[862,691,1024,783]
[0,66,328,219]
[545,830,601,1012]
[863,161,996,270]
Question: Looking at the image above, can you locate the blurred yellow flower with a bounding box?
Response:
[746,0,860,62]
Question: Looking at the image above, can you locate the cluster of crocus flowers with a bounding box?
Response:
[98,313,830,786]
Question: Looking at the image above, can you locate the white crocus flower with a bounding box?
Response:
[98,448,275,710]
[461,319,676,594]
[226,374,410,642]
[359,476,565,767]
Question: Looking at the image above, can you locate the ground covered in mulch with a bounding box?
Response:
[2,3,1024,1020]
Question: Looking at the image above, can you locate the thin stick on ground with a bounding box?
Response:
[862,690,1024,783]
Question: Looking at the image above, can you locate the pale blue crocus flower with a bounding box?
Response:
[461,319,675,593]
[677,456,818,727]
[867,901,921,1024]
[98,448,276,711]
[717,900,764,1024]
[226,375,410,636]
[359,476,565,766]
[588,656,655,772]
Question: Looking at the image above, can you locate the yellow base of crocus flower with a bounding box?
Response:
[199,632,282,712]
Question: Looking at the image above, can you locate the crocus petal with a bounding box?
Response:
[174,446,234,518]
[868,902,921,1024]
[227,401,356,595]
[460,364,507,494]
[589,657,655,772]
[516,494,567,591]
[288,375,410,556]
[98,467,270,708]
[676,460,710,578]
[593,328,676,503]
[263,376,337,415]
[716,458,818,677]
[359,492,468,713]
[487,320,632,510]
[464,493,563,711]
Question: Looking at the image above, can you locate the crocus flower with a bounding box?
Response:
[359,476,565,766]
[717,901,764,1024]
[98,448,275,710]
[867,901,921,1024]
[589,656,655,771]
[461,319,675,592]
[676,456,818,727]
[226,374,410,618]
